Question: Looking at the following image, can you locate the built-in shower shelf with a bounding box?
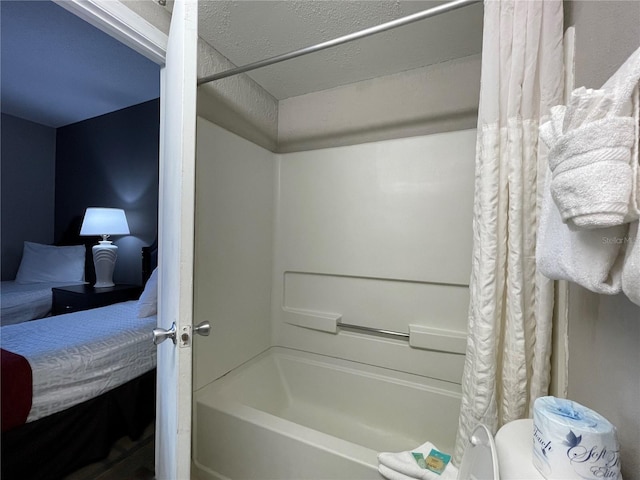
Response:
[283,307,466,355]
[283,307,342,333]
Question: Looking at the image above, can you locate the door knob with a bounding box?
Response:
[153,322,177,345]
[194,320,211,336]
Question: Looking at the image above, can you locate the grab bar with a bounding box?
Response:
[282,307,467,354]
[337,322,409,340]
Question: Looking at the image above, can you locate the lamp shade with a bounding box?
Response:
[80,208,130,236]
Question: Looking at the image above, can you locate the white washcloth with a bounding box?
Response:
[537,166,627,294]
[547,99,635,229]
[622,220,640,306]
[377,442,458,480]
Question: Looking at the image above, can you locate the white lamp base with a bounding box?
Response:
[93,241,118,288]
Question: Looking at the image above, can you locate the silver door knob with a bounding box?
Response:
[153,322,177,345]
[194,320,211,336]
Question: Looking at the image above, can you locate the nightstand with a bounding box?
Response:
[52,284,143,315]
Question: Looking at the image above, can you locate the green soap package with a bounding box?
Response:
[411,452,427,469]
[424,448,451,475]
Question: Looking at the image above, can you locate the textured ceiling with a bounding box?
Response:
[198,0,484,100]
[1,1,483,127]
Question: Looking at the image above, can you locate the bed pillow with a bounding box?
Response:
[15,241,86,284]
[137,267,158,318]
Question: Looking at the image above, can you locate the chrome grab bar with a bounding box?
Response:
[338,322,409,340]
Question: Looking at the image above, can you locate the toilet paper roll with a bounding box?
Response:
[532,396,621,480]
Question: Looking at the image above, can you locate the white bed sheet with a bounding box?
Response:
[1,300,157,423]
[0,281,84,326]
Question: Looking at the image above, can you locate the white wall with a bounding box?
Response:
[193,118,275,390]
[564,1,640,478]
[272,130,477,382]
[193,126,476,389]
[278,55,480,153]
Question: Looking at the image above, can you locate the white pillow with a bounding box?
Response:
[137,267,158,318]
[15,241,86,284]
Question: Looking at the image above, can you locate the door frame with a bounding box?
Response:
[53,0,167,65]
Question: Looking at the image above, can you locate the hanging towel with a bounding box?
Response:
[548,115,635,228]
[536,46,640,297]
[377,442,459,480]
[621,83,640,306]
[544,87,636,229]
[622,221,640,306]
[602,49,640,223]
[544,47,640,229]
[537,166,627,294]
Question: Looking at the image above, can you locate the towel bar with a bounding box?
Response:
[337,322,409,339]
[282,307,467,354]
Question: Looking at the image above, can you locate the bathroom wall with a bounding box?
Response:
[278,54,480,153]
[193,118,275,390]
[564,1,640,477]
[0,113,56,280]
[272,130,477,382]
[193,121,477,390]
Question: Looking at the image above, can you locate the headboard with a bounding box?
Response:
[141,239,158,285]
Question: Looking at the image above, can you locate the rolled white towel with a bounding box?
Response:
[548,116,635,229]
[377,442,458,480]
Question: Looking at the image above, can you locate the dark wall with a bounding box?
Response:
[1,113,56,280]
[55,99,160,286]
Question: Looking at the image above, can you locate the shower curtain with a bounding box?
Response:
[454,0,565,463]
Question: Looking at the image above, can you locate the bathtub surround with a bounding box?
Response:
[271,130,475,382]
[454,0,564,463]
[193,119,476,478]
[193,119,275,389]
[194,119,475,388]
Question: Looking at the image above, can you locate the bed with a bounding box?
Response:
[1,241,88,326]
[1,245,158,480]
[0,280,86,326]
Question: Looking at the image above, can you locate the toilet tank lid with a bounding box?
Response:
[457,424,499,480]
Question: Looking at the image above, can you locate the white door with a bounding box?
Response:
[155,0,198,478]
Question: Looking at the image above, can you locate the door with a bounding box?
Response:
[156,0,198,478]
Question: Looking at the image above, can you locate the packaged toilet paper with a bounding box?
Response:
[532,396,621,480]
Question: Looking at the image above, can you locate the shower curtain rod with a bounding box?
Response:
[197,0,481,86]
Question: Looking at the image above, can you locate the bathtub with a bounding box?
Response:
[193,347,462,480]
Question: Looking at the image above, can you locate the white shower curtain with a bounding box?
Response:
[454,0,565,463]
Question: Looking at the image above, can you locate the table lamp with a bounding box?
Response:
[80,207,130,288]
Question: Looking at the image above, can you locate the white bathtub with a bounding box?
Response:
[193,347,462,480]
